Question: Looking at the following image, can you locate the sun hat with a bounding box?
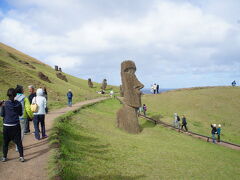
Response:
[218,124,221,127]
[213,124,216,127]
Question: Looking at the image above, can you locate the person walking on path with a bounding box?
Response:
[181,115,188,131]
[232,80,236,87]
[32,88,47,140]
[25,85,36,134]
[217,124,221,142]
[173,113,180,128]
[67,89,73,107]
[143,104,147,116]
[1,88,25,162]
[211,124,217,143]
[15,85,33,151]
[156,84,159,94]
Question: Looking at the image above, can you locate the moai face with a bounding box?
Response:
[121,61,144,108]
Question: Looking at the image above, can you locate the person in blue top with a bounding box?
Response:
[1,88,25,162]
[67,89,73,107]
[217,124,221,142]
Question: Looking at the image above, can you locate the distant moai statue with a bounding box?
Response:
[59,67,62,72]
[117,60,144,134]
[101,79,107,90]
[119,85,124,97]
[54,65,59,71]
[88,78,93,88]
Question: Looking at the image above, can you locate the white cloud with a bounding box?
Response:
[0,0,239,87]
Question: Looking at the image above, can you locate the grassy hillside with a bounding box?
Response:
[49,99,240,180]
[0,42,117,109]
[142,86,240,144]
[0,42,118,150]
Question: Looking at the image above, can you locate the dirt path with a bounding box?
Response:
[0,97,108,180]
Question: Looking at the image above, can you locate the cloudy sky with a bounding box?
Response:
[0,0,240,88]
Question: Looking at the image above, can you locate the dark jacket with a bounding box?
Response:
[28,92,36,105]
[67,92,73,99]
[182,117,187,125]
[211,125,217,134]
[1,100,23,125]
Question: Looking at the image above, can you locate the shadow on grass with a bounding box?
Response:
[76,174,146,180]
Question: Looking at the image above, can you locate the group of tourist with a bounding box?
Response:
[173,113,188,131]
[210,124,221,143]
[151,84,160,94]
[0,85,48,162]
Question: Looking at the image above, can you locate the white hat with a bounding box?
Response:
[213,124,216,127]
[218,124,221,127]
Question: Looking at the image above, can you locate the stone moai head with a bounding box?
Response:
[121,60,144,108]
[101,79,107,90]
[54,65,58,71]
[88,78,93,87]
[59,68,62,72]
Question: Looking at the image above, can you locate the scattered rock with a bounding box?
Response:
[38,72,51,83]
[56,72,68,82]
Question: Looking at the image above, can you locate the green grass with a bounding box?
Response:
[142,86,240,144]
[50,99,240,180]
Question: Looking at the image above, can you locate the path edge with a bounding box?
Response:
[47,99,109,180]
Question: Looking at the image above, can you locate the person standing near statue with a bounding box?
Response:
[143,104,147,116]
[67,89,73,107]
[156,84,159,94]
[152,84,157,94]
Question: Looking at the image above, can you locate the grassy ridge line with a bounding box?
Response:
[48,99,109,180]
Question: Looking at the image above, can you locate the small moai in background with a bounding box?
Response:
[101,79,107,90]
[54,65,59,71]
[117,60,144,134]
[120,85,124,97]
[59,67,62,72]
[88,78,93,88]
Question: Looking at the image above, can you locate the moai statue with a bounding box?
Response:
[101,79,107,90]
[119,85,124,97]
[54,65,59,71]
[117,60,144,134]
[59,67,62,72]
[88,78,93,88]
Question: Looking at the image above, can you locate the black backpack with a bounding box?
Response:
[177,116,180,121]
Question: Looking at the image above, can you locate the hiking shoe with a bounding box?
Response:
[1,157,7,162]
[42,135,48,139]
[19,157,25,162]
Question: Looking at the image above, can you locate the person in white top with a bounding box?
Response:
[32,88,47,140]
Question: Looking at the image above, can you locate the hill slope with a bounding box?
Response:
[49,99,240,179]
[0,42,117,109]
[142,86,240,144]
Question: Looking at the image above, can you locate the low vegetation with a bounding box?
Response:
[142,86,240,144]
[49,99,240,180]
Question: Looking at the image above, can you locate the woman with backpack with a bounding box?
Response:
[1,88,25,162]
[181,115,188,132]
[32,88,47,140]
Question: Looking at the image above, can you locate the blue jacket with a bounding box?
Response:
[67,91,73,99]
[217,128,221,135]
[1,100,23,125]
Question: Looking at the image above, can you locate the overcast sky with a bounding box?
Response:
[0,0,240,88]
